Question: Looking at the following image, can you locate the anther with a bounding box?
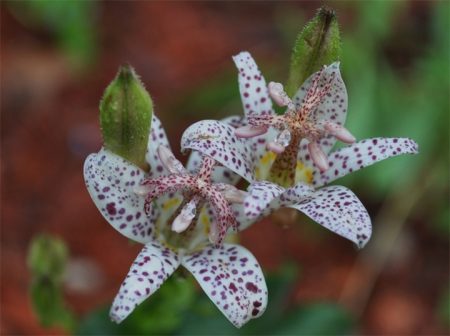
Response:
[235,125,268,138]
[268,82,292,107]
[171,199,197,233]
[157,145,186,175]
[324,122,356,144]
[308,141,329,172]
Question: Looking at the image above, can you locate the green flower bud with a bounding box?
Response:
[286,6,341,96]
[100,65,152,170]
[27,234,68,282]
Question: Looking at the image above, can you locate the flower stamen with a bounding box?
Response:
[137,145,246,246]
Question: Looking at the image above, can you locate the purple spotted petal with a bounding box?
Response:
[311,137,419,188]
[232,51,274,118]
[215,115,277,180]
[290,186,371,248]
[244,181,314,220]
[181,120,254,183]
[294,63,348,157]
[146,114,171,178]
[110,241,180,323]
[244,181,284,219]
[221,115,247,129]
[84,148,156,244]
[182,244,268,328]
[230,202,256,232]
[186,116,245,185]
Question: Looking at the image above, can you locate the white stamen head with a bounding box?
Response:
[157,145,186,175]
[171,199,197,233]
[217,184,248,203]
[324,122,356,144]
[268,81,292,107]
[267,141,286,154]
[308,141,329,172]
[235,125,268,138]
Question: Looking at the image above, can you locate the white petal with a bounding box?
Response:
[219,116,279,181]
[244,181,284,219]
[232,51,274,118]
[146,114,172,178]
[185,116,244,185]
[311,137,419,188]
[181,120,255,183]
[230,202,256,232]
[84,148,156,243]
[244,181,314,220]
[290,186,372,248]
[182,244,268,328]
[110,242,180,323]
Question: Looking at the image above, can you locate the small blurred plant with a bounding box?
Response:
[27,234,76,331]
[7,0,98,70]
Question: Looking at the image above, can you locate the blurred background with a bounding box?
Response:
[1,1,449,335]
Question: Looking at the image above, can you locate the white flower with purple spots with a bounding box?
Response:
[181,51,419,247]
[230,51,418,188]
[233,51,356,185]
[83,115,267,328]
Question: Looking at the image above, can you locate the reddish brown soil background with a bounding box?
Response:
[1,2,448,335]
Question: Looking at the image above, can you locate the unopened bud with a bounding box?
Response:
[100,65,152,170]
[286,6,341,96]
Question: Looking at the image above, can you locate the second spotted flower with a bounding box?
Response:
[84,114,267,328]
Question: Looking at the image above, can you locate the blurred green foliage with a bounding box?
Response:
[341,1,449,194]
[78,275,196,335]
[27,234,75,331]
[7,0,97,70]
[78,264,354,335]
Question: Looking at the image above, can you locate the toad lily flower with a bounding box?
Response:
[84,114,267,328]
[182,51,418,247]
[231,51,418,188]
[234,51,355,186]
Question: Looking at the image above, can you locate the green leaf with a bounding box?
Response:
[286,6,341,96]
[100,65,153,171]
